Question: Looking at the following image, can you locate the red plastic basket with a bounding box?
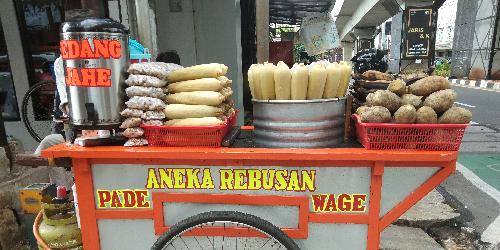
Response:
[142,111,238,147]
[352,114,468,150]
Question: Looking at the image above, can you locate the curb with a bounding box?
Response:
[448,79,500,90]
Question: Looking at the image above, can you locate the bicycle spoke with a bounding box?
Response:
[155,212,294,250]
[179,236,190,249]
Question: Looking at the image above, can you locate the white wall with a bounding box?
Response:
[436,0,458,50]
[155,0,244,124]
[192,0,243,124]
[155,0,197,66]
[0,0,38,151]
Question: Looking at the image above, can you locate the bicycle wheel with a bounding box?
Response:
[21,80,57,142]
[151,211,300,250]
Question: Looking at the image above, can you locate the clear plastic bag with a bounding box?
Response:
[142,110,165,120]
[124,138,148,147]
[125,96,166,111]
[127,62,183,79]
[120,117,142,128]
[126,86,166,99]
[120,108,144,118]
[125,74,167,88]
[123,127,145,138]
[142,119,164,126]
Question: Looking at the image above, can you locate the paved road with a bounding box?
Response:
[452,85,500,125]
[439,85,500,247]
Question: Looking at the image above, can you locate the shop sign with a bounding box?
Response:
[60,33,125,87]
[95,167,367,213]
[403,6,435,59]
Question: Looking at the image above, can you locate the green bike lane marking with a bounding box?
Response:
[458,153,500,191]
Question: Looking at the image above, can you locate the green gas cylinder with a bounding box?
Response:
[37,188,83,250]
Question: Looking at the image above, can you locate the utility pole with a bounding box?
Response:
[256,0,270,63]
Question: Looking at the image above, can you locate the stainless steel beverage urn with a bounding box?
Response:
[60,17,128,130]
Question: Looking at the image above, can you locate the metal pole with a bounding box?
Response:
[487,0,500,79]
[256,0,270,63]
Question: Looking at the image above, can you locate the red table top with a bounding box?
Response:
[42,143,458,163]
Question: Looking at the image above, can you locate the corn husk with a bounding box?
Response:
[166,91,225,106]
[217,76,232,87]
[164,117,224,126]
[167,63,228,82]
[167,78,224,93]
[163,104,223,119]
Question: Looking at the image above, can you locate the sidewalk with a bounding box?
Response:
[449,78,500,91]
[381,190,457,250]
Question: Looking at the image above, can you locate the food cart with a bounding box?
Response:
[42,130,458,249]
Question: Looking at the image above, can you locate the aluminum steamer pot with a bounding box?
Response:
[252,98,346,148]
[60,18,129,129]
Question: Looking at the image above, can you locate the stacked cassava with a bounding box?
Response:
[357,75,472,124]
[120,62,182,146]
[163,63,234,126]
[248,61,352,100]
[351,70,395,110]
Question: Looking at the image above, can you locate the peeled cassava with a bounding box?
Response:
[336,62,352,97]
[165,117,223,126]
[307,64,327,99]
[259,63,276,100]
[167,78,224,93]
[163,104,223,119]
[291,63,309,100]
[165,91,225,106]
[251,64,263,99]
[323,62,342,98]
[274,61,291,100]
[248,64,257,99]
[167,63,228,82]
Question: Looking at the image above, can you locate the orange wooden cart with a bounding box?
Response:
[42,143,457,250]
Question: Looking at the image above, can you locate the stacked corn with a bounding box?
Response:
[163,63,235,126]
[120,62,182,146]
[248,61,352,100]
